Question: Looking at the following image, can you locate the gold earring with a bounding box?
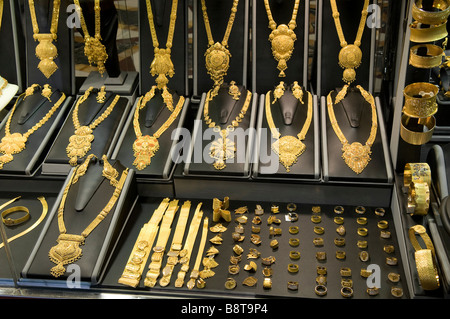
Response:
[41,84,52,102]
[272,81,285,104]
[292,81,304,104]
[24,84,40,100]
[72,154,97,184]
[96,86,106,103]
[101,155,119,187]
[228,81,241,100]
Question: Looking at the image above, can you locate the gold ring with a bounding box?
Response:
[391,286,404,298]
[263,277,272,289]
[317,266,327,275]
[315,285,327,296]
[1,206,30,226]
[400,114,436,145]
[366,287,380,296]
[288,212,299,222]
[357,240,368,249]
[225,278,237,290]
[335,250,346,260]
[388,272,401,283]
[312,206,321,213]
[360,268,373,278]
[357,227,368,237]
[341,278,353,288]
[287,263,299,273]
[228,265,240,275]
[380,230,391,239]
[334,237,346,247]
[336,225,346,236]
[262,267,273,277]
[289,226,299,234]
[407,181,430,216]
[316,251,327,261]
[270,239,279,249]
[314,226,324,235]
[287,203,297,212]
[377,220,389,229]
[386,257,398,266]
[316,275,326,285]
[289,238,300,247]
[311,215,321,224]
[374,208,386,216]
[271,205,279,213]
[334,206,344,214]
[356,217,367,225]
[403,82,438,118]
[355,206,366,214]
[287,281,298,291]
[289,251,301,260]
[404,163,431,188]
[341,286,353,298]
[359,250,370,262]
[313,237,324,246]
[334,216,344,225]
[340,267,352,277]
[409,44,445,69]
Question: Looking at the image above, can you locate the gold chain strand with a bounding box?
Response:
[0,89,66,169]
[330,0,370,84]
[201,0,239,100]
[326,85,378,174]
[132,93,185,170]
[265,84,313,172]
[66,87,120,166]
[49,156,129,278]
[73,0,108,76]
[186,216,209,290]
[264,0,300,77]
[28,0,61,78]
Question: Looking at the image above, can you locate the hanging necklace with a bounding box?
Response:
[201,0,239,101]
[73,0,108,77]
[132,93,184,170]
[264,0,300,77]
[66,87,120,166]
[144,0,179,112]
[28,0,61,79]
[326,85,378,174]
[0,87,66,169]
[330,0,369,84]
[266,82,312,172]
[49,154,129,277]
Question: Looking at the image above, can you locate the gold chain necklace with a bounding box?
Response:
[132,92,185,170]
[66,87,120,166]
[28,0,61,79]
[264,0,300,77]
[201,0,239,100]
[330,0,369,84]
[49,154,129,278]
[327,85,378,174]
[144,0,179,111]
[73,0,108,77]
[266,82,312,172]
[0,88,66,169]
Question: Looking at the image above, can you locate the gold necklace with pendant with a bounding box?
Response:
[201,0,240,101]
[266,82,312,172]
[73,0,108,77]
[264,0,300,77]
[28,0,61,79]
[327,85,378,174]
[49,154,128,278]
[66,87,120,166]
[330,0,369,84]
[0,86,66,169]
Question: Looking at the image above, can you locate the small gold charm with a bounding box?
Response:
[292,81,304,104]
[96,86,106,103]
[228,81,241,100]
[41,84,52,102]
[272,82,285,104]
[102,155,119,187]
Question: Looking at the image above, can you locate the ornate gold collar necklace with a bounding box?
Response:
[327,85,378,174]
[28,0,61,79]
[264,0,300,77]
[73,0,108,77]
[330,0,370,84]
[49,154,129,278]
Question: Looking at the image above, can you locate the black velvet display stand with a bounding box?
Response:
[42,88,131,175]
[22,157,137,285]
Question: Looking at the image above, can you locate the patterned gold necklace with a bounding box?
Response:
[330,0,369,84]
[201,0,239,100]
[264,0,300,77]
[66,87,120,166]
[326,85,378,174]
[28,0,61,79]
[73,0,108,77]
[0,87,66,169]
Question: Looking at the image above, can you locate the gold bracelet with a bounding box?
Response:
[316,275,326,285]
[404,163,431,188]
[407,182,430,216]
[400,114,435,146]
[2,206,30,226]
[384,245,395,254]
[380,230,391,239]
[412,0,450,25]
[409,20,448,43]
[403,83,438,118]
[409,44,444,69]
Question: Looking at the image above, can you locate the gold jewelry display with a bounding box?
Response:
[132,93,184,170]
[403,82,438,118]
[327,85,378,174]
[404,163,431,188]
[204,89,252,170]
[2,206,30,226]
[66,87,120,166]
[0,90,66,169]
[28,0,61,78]
[330,0,370,84]
[409,20,448,43]
[266,87,312,172]
[412,0,450,25]
[264,0,300,77]
[73,0,108,76]
[201,0,240,100]
[400,114,435,145]
[407,181,430,216]
[49,155,129,277]
[409,44,444,69]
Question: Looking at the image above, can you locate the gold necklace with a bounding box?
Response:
[326,85,378,174]
[0,77,7,97]
[28,0,61,79]
[73,0,108,77]
[266,82,312,172]
[66,87,120,166]
[0,0,3,31]
[49,154,129,278]
[204,89,252,170]
[144,0,179,111]
[201,0,240,100]
[330,0,370,84]
[264,0,300,77]
[0,88,66,169]
[132,92,185,170]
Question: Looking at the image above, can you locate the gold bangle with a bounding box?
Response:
[289,250,301,260]
[374,208,386,216]
[1,206,30,226]
[317,266,327,275]
[334,205,344,214]
[357,227,368,237]
[404,163,431,188]
[336,250,346,260]
[357,240,368,248]
[341,286,353,298]
[403,82,438,118]
[391,286,404,298]
[409,44,444,69]
[409,20,448,43]
[287,263,299,273]
[355,206,366,214]
[340,267,352,277]
[289,238,300,247]
[334,216,344,225]
[377,220,389,229]
[388,272,401,283]
[400,114,436,146]
[311,215,322,224]
[315,285,327,296]
[412,0,450,24]
[314,226,324,235]
[407,182,430,216]
[356,217,367,225]
[313,237,324,246]
[334,237,346,247]
[316,251,326,261]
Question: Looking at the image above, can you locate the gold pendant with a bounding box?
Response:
[338,45,362,84]
[84,36,108,76]
[269,25,296,77]
[209,130,236,170]
[228,81,241,100]
[272,135,305,172]
[132,135,160,170]
[66,126,95,166]
[0,133,27,169]
[150,48,175,89]
[49,234,85,278]
[205,42,231,100]
[341,142,371,174]
[34,34,58,79]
